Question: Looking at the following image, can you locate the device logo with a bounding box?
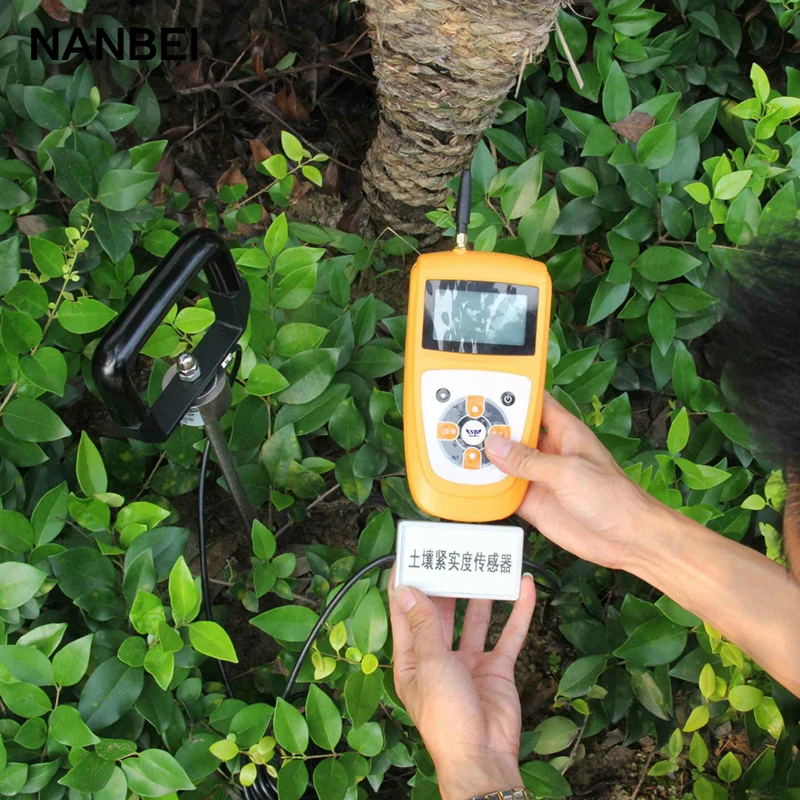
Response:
[460,420,487,445]
[32,27,203,61]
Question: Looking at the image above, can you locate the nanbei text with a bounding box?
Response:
[31,28,199,61]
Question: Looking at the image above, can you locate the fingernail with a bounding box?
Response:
[522,572,534,583]
[395,585,417,612]
[485,434,512,458]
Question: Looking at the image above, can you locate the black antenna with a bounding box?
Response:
[455,168,471,249]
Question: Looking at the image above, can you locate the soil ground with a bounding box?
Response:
[81,0,718,796]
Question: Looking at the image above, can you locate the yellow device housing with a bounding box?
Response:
[404,249,552,523]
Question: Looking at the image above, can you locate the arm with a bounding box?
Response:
[630,504,800,694]
[485,393,800,696]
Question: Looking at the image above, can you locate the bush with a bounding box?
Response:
[0,1,799,799]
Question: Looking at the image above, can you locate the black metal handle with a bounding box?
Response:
[92,229,250,443]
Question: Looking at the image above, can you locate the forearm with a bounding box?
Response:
[626,504,800,694]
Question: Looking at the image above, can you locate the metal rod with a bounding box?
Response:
[200,410,256,534]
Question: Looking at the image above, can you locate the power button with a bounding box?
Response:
[501,392,515,407]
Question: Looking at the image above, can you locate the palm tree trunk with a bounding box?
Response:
[362,0,559,241]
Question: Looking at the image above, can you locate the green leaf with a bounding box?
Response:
[613,617,688,665]
[750,63,770,104]
[48,704,100,747]
[306,684,342,750]
[48,148,94,201]
[130,591,166,635]
[350,344,404,379]
[0,681,52,718]
[501,154,544,219]
[518,188,560,257]
[4,398,70,443]
[29,236,65,278]
[683,705,710,732]
[97,170,158,212]
[0,178,31,210]
[58,297,117,333]
[558,655,607,698]
[59,754,114,793]
[329,397,366,450]
[714,170,752,201]
[0,562,47,609]
[648,297,675,357]
[24,87,71,130]
[134,81,161,139]
[588,278,630,326]
[717,752,742,783]
[92,204,133,263]
[531,716,579,755]
[313,758,349,800]
[685,182,711,204]
[133,750,195,793]
[97,102,140,132]
[169,556,199,626]
[351,586,388,654]
[728,685,763,712]
[78,657,144,731]
[603,61,632,123]
[278,349,338,405]
[347,722,384,757]
[520,761,573,798]
[174,307,214,334]
[274,697,309,754]
[77,432,108,496]
[344,670,383,726]
[636,122,677,169]
[52,633,93,686]
[278,760,309,800]
[560,166,598,197]
[275,323,327,357]
[0,510,34,553]
[251,605,319,641]
[358,509,395,560]
[689,732,709,769]
[188,621,238,662]
[633,247,701,282]
[0,645,53,685]
[281,131,304,162]
[246,364,290,396]
[631,670,670,720]
[273,265,317,309]
[20,347,67,396]
[667,407,690,455]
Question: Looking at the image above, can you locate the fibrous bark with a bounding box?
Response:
[362,0,560,240]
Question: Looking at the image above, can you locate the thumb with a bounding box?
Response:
[394,585,448,664]
[485,434,568,486]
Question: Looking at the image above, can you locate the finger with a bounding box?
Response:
[392,583,449,668]
[485,435,570,487]
[540,393,616,467]
[431,596,456,649]
[494,574,536,663]
[458,599,493,653]
[388,568,416,684]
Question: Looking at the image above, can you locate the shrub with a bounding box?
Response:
[0,1,798,799]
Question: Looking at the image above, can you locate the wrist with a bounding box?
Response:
[437,755,524,800]
[620,498,686,582]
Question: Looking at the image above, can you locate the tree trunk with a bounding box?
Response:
[362,0,560,241]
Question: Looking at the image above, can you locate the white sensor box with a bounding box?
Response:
[395,520,524,601]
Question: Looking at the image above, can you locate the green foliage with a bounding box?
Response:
[0,0,797,799]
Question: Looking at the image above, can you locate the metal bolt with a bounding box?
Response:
[176,353,201,382]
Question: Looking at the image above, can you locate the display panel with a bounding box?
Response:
[422,280,539,355]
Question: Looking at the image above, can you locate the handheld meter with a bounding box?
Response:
[404,172,552,523]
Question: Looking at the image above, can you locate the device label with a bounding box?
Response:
[181,407,204,427]
[395,520,523,601]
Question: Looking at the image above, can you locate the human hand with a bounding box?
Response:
[485,392,668,572]
[388,572,536,800]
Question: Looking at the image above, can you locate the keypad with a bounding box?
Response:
[436,395,508,469]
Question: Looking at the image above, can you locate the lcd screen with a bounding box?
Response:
[423,280,539,355]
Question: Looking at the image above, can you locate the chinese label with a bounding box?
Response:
[395,520,523,601]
